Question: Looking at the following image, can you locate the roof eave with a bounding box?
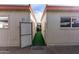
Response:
[46,5,79,12]
[0,5,30,11]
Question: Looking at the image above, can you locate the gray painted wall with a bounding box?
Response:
[46,12,79,46]
[0,11,30,47]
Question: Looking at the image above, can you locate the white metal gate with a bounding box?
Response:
[20,22,32,48]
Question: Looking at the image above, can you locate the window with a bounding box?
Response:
[60,16,79,28]
[72,17,79,27]
[0,17,8,28]
[60,17,71,27]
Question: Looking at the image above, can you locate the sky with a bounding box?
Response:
[31,4,46,23]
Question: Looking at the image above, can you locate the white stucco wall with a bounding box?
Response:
[46,12,79,46]
[30,14,37,38]
[0,11,30,47]
[41,13,46,39]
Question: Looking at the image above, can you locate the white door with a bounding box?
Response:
[20,22,32,48]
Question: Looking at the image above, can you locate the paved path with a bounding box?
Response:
[0,46,79,54]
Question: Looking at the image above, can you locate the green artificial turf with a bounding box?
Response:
[32,31,46,46]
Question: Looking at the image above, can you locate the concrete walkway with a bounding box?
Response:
[0,46,79,54]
